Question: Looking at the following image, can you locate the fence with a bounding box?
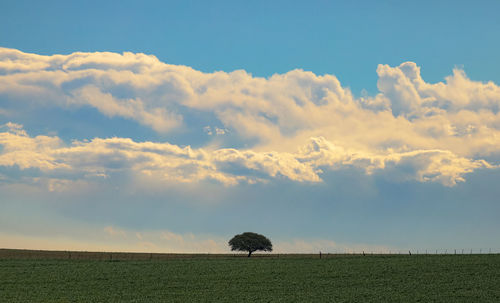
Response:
[1,248,499,261]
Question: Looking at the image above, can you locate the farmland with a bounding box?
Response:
[1,249,499,302]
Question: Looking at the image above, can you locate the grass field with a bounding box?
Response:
[1,249,499,302]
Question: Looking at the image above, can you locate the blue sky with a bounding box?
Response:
[3,0,500,93]
[1,0,499,253]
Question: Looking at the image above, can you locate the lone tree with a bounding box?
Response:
[228,232,272,257]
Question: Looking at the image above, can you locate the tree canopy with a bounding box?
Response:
[228,232,272,257]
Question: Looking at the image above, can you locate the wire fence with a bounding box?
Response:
[316,247,500,257]
[1,248,499,260]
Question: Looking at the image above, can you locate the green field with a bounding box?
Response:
[1,250,499,302]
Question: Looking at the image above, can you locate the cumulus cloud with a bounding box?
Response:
[1,48,499,187]
[0,124,317,186]
[296,137,493,187]
[0,48,183,132]
[0,124,494,187]
[377,62,500,115]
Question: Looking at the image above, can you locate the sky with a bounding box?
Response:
[1,0,500,253]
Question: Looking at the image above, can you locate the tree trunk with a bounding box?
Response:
[247,251,252,257]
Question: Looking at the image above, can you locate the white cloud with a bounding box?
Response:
[104,226,127,238]
[377,62,500,116]
[72,86,182,132]
[1,48,500,187]
[203,126,228,136]
[296,137,493,187]
[0,125,495,187]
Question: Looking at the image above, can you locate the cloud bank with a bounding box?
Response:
[1,48,499,189]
